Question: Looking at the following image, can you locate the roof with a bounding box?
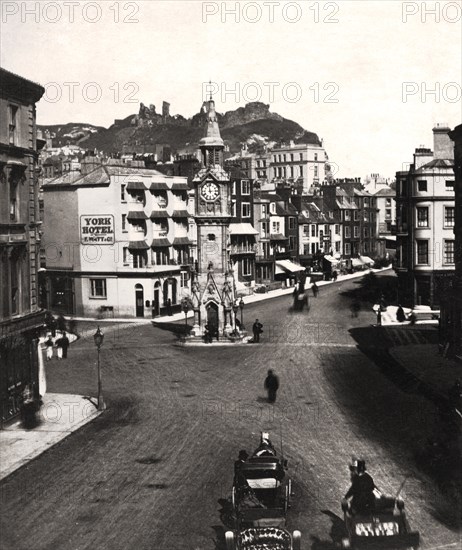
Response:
[0,67,45,102]
[171,182,189,191]
[416,159,454,171]
[193,165,229,182]
[150,210,169,218]
[126,181,147,191]
[270,233,288,241]
[150,181,169,191]
[229,223,259,235]
[373,187,395,196]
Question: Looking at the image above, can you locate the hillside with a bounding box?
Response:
[38,101,321,154]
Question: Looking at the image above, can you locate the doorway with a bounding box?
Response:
[153,282,160,317]
[206,302,219,340]
[135,284,144,317]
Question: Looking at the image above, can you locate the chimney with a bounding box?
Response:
[433,123,454,160]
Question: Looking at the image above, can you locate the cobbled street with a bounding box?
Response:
[1,276,460,550]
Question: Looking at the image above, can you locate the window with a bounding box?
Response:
[446,180,455,190]
[289,236,296,250]
[311,225,316,237]
[444,207,455,227]
[329,211,333,218]
[290,166,294,178]
[270,203,276,214]
[241,180,250,195]
[121,184,126,201]
[314,153,318,161]
[90,279,107,298]
[314,166,318,177]
[9,197,17,221]
[324,225,329,234]
[344,210,351,221]
[122,214,127,231]
[417,207,429,227]
[344,243,351,255]
[180,271,188,287]
[272,221,280,233]
[364,227,369,237]
[354,211,359,221]
[132,251,147,268]
[311,243,317,254]
[335,241,340,252]
[416,240,429,264]
[299,165,304,178]
[261,204,268,217]
[417,180,427,192]
[385,209,391,219]
[444,240,455,264]
[364,242,369,253]
[299,153,303,161]
[242,257,252,276]
[364,198,369,207]
[303,225,310,235]
[335,224,340,235]
[261,221,269,237]
[8,104,18,145]
[344,226,351,238]
[283,154,286,162]
[353,226,359,238]
[231,201,236,217]
[152,249,169,265]
[289,217,296,230]
[386,198,391,207]
[232,180,236,195]
[290,154,294,162]
[123,247,130,265]
[241,203,251,218]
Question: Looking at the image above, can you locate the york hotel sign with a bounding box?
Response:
[80,215,114,244]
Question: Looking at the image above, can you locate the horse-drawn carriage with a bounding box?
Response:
[341,490,420,550]
[225,433,300,550]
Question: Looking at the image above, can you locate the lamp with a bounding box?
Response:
[93,326,106,411]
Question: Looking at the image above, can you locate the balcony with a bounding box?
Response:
[230,245,256,255]
[127,199,145,211]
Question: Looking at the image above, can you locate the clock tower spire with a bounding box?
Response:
[190,95,238,340]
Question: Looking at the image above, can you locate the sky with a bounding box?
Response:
[1,0,461,179]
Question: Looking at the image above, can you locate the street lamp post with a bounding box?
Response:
[93,326,106,411]
[239,297,245,329]
[181,298,190,326]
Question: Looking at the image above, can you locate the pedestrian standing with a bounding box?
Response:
[396,305,406,323]
[56,337,63,360]
[264,369,279,403]
[312,282,319,298]
[253,319,263,343]
[332,270,338,282]
[376,308,382,326]
[45,336,54,361]
[166,298,172,316]
[61,332,70,358]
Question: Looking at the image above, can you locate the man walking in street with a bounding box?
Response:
[253,319,263,343]
[312,282,319,298]
[264,369,279,403]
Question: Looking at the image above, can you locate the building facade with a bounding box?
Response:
[42,157,193,318]
[0,68,45,424]
[395,124,455,307]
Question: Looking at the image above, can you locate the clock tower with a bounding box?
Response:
[190,97,237,338]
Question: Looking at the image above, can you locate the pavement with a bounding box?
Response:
[0,393,101,481]
[1,265,458,492]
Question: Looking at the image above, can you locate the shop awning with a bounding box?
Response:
[127,211,148,220]
[352,258,365,267]
[323,255,338,264]
[126,181,146,191]
[229,223,259,235]
[150,181,169,191]
[151,238,171,247]
[360,255,375,266]
[173,237,191,245]
[275,260,305,274]
[171,182,190,190]
[150,210,169,218]
[171,210,189,218]
[128,241,149,250]
[270,233,288,241]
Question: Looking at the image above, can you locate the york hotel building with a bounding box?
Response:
[42,156,194,318]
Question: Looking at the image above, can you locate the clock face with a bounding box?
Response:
[201,181,219,201]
